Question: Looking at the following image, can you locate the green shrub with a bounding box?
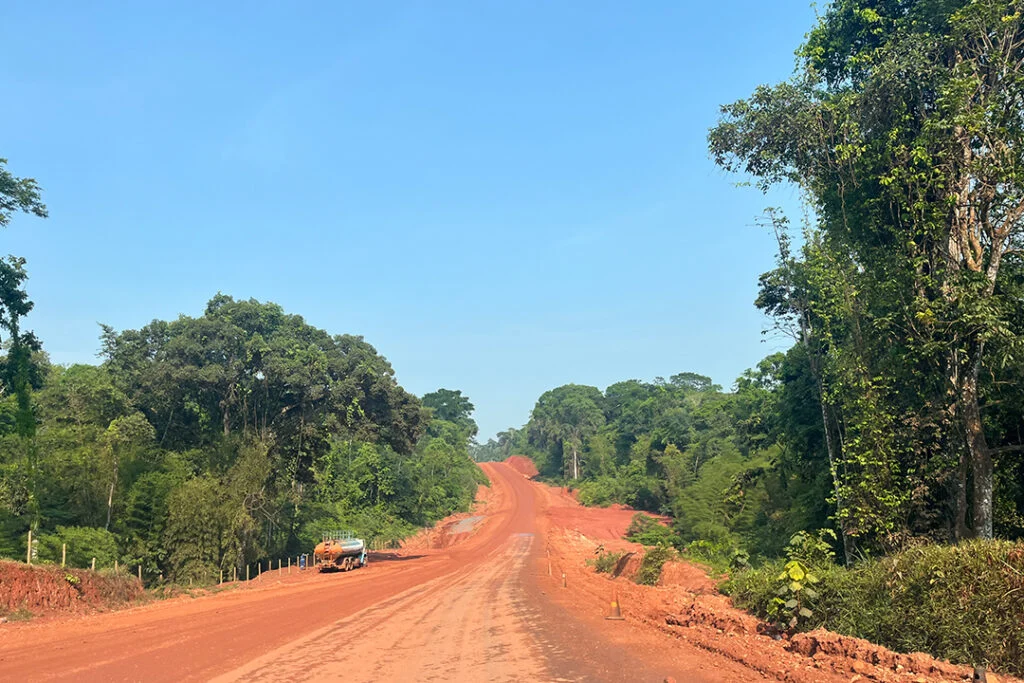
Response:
[725,540,1024,676]
[679,538,750,576]
[36,526,119,569]
[785,529,837,568]
[635,546,675,585]
[766,559,820,632]
[588,549,626,574]
[625,513,681,547]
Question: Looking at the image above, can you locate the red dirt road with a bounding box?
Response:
[0,462,997,682]
[0,463,737,682]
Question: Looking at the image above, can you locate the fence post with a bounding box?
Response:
[26,529,31,565]
[246,564,250,581]
[233,566,237,582]
[114,559,118,572]
[62,543,66,568]
[91,557,96,571]
[220,569,223,584]
[138,565,142,581]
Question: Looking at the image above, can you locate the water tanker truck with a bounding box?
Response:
[314,531,367,572]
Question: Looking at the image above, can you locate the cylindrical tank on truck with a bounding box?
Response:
[313,534,367,572]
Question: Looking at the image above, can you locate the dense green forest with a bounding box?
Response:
[483,0,1024,565]
[0,160,483,582]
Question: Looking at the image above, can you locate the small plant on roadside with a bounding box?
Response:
[682,538,743,574]
[729,548,751,571]
[785,529,837,569]
[64,573,80,585]
[767,559,819,632]
[635,546,675,586]
[588,547,626,574]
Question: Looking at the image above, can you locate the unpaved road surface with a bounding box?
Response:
[0,462,995,682]
[0,463,747,681]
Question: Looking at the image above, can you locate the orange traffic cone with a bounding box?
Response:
[606,590,625,620]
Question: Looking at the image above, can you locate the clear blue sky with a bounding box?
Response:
[4,1,813,440]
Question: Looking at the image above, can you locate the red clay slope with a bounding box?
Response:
[504,454,538,478]
[0,561,144,617]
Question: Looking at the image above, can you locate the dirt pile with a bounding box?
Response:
[789,631,977,681]
[657,560,717,593]
[0,560,143,617]
[504,455,538,478]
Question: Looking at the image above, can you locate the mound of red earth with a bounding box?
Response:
[0,560,144,617]
[504,455,538,478]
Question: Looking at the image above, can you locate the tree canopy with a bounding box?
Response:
[0,290,482,580]
[709,0,1024,545]
[421,388,478,438]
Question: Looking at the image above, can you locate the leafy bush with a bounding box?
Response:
[625,513,681,547]
[724,540,1024,676]
[588,548,626,574]
[766,559,819,632]
[36,526,119,569]
[785,529,837,568]
[681,538,750,574]
[577,475,644,507]
[635,546,675,586]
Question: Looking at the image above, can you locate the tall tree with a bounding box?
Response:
[709,0,1024,540]
[0,158,47,528]
[421,389,478,439]
[528,384,605,480]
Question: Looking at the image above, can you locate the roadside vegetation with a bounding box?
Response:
[482,0,1024,673]
[0,160,484,585]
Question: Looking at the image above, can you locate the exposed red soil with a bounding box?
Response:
[0,560,144,616]
[657,560,717,593]
[503,454,539,478]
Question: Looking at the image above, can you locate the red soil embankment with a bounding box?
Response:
[0,560,143,617]
[504,455,538,478]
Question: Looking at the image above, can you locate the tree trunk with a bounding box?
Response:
[106,450,118,531]
[572,445,579,480]
[106,480,115,531]
[963,345,993,539]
